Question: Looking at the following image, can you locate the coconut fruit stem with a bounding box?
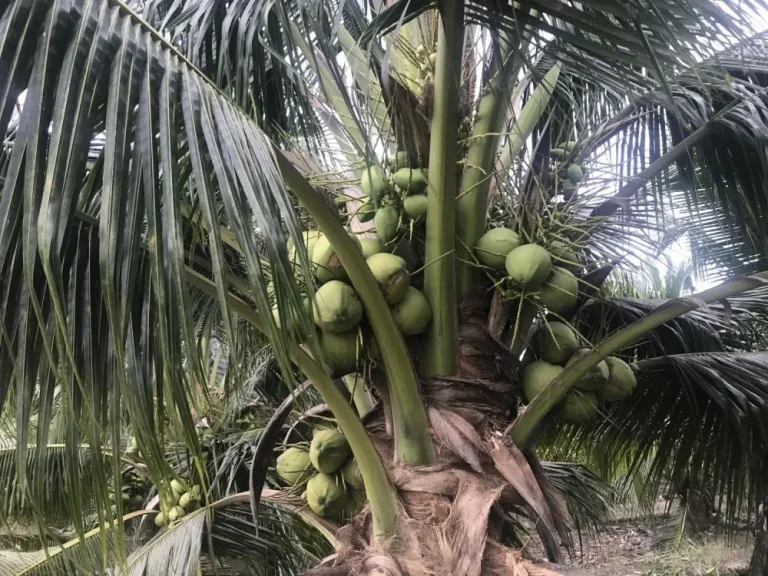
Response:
[423,0,464,378]
[508,271,768,448]
[186,269,400,540]
[276,154,435,465]
[510,298,538,356]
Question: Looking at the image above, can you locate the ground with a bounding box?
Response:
[563,507,755,576]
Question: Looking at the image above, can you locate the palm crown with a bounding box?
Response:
[2,0,768,574]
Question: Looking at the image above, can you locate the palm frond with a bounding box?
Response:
[0,512,142,576]
[0,0,313,553]
[540,460,615,537]
[0,440,110,528]
[558,351,768,530]
[119,508,206,576]
[575,289,768,357]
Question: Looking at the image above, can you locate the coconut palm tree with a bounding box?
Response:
[3,0,768,574]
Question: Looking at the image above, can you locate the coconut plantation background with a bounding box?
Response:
[5,0,768,575]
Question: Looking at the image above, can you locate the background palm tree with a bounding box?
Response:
[3,0,768,574]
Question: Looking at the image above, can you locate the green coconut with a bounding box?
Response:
[597,357,637,402]
[521,361,564,403]
[390,287,432,336]
[389,237,417,272]
[272,298,311,337]
[566,348,609,391]
[475,227,522,270]
[567,164,584,183]
[154,512,167,528]
[536,267,579,314]
[311,231,363,283]
[168,505,186,523]
[357,196,376,222]
[360,165,389,205]
[505,244,552,288]
[276,447,312,486]
[403,194,428,222]
[341,458,365,491]
[393,168,428,193]
[547,240,579,270]
[562,179,578,200]
[557,140,578,153]
[535,321,579,365]
[319,329,359,375]
[313,281,363,333]
[428,52,437,66]
[366,253,411,305]
[310,429,352,474]
[360,238,384,258]
[288,230,323,264]
[375,205,400,245]
[559,392,598,424]
[171,479,188,494]
[178,492,190,509]
[550,148,565,160]
[389,150,410,171]
[306,473,347,518]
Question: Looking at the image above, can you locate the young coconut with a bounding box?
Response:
[557,140,578,153]
[311,231,363,283]
[597,357,637,402]
[272,297,312,338]
[306,473,347,518]
[403,194,428,222]
[390,287,433,335]
[375,205,400,245]
[536,267,579,314]
[360,165,389,206]
[475,227,522,270]
[547,240,579,270]
[521,361,564,403]
[550,148,565,160]
[319,329,360,375]
[288,230,323,264]
[566,348,609,391]
[341,458,365,491]
[505,244,552,288]
[535,321,579,365]
[276,447,312,486]
[366,253,411,305]
[559,391,599,424]
[562,179,578,200]
[168,505,186,523]
[360,238,384,258]
[388,150,409,171]
[393,168,428,193]
[356,196,376,223]
[154,512,167,528]
[313,281,363,333]
[567,164,584,183]
[310,429,352,474]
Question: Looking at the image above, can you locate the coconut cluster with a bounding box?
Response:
[521,321,638,424]
[275,427,366,520]
[550,140,584,201]
[285,226,433,375]
[357,150,430,250]
[474,227,580,314]
[154,478,203,528]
